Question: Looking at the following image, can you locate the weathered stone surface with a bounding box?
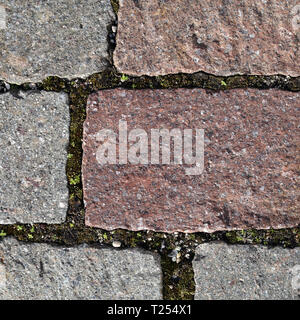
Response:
[193,242,300,300]
[0,237,162,300]
[83,88,299,233]
[114,0,300,77]
[0,91,69,224]
[0,0,115,84]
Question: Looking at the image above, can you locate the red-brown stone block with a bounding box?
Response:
[114,0,300,77]
[83,89,300,233]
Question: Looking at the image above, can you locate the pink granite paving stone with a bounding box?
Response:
[82,89,300,233]
[114,0,300,77]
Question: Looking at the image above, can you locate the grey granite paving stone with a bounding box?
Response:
[0,0,115,84]
[193,242,300,300]
[0,237,163,300]
[0,91,69,224]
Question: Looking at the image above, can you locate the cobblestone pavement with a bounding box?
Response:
[0,0,299,300]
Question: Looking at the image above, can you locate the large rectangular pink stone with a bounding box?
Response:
[83,89,299,233]
[114,0,300,77]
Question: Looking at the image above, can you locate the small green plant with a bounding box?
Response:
[102,233,108,240]
[221,80,227,86]
[70,174,81,185]
[121,74,129,82]
[27,234,33,239]
[0,230,7,237]
[16,225,23,231]
[30,226,35,233]
[69,223,75,228]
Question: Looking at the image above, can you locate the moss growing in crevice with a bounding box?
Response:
[110,0,119,15]
[161,256,195,300]
[223,228,300,248]
[40,76,71,92]
[66,86,88,225]
[84,69,300,92]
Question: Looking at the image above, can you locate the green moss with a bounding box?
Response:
[161,257,195,300]
[121,74,129,82]
[0,230,7,237]
[70,174,81,185]
[102,233,108,240]
[110,0,119,14]
[224,228,299,248]
[41,76,70,92]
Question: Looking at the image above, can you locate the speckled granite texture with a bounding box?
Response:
[0,91,69,224]
[193,243,300,300]
[114,0,300,77]
[0,0,115,84]
[82,88,300,233]
[0,237,162,300]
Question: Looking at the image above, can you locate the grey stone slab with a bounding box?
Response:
[193,242,300,300]
[0,91,69,224]
[0,237,163,300]
[0,0,115,84]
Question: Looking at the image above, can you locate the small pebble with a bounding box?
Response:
[112,241,121,248]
